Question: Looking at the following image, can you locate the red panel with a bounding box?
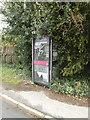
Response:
[34,60,48,66]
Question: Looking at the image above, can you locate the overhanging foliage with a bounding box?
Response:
[1,2,90,96]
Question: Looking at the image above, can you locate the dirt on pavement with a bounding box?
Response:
[2,80,89,107]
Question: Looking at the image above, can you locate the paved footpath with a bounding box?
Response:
[0,87,89,119]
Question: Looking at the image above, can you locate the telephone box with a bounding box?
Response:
[32,36,52,86]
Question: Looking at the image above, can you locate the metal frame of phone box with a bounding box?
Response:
[32,36,52,87]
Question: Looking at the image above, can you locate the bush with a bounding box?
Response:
[50,74,89,97]
[1,2,90,96]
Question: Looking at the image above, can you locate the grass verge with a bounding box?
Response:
[0,64,22,85]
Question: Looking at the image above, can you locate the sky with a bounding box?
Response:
[0,1,8,34]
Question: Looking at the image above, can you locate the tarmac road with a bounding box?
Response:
[0,97,35,118]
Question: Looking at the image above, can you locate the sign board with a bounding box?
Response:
[32,36,52,86]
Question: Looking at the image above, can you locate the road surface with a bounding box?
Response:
[0,97,35,118]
